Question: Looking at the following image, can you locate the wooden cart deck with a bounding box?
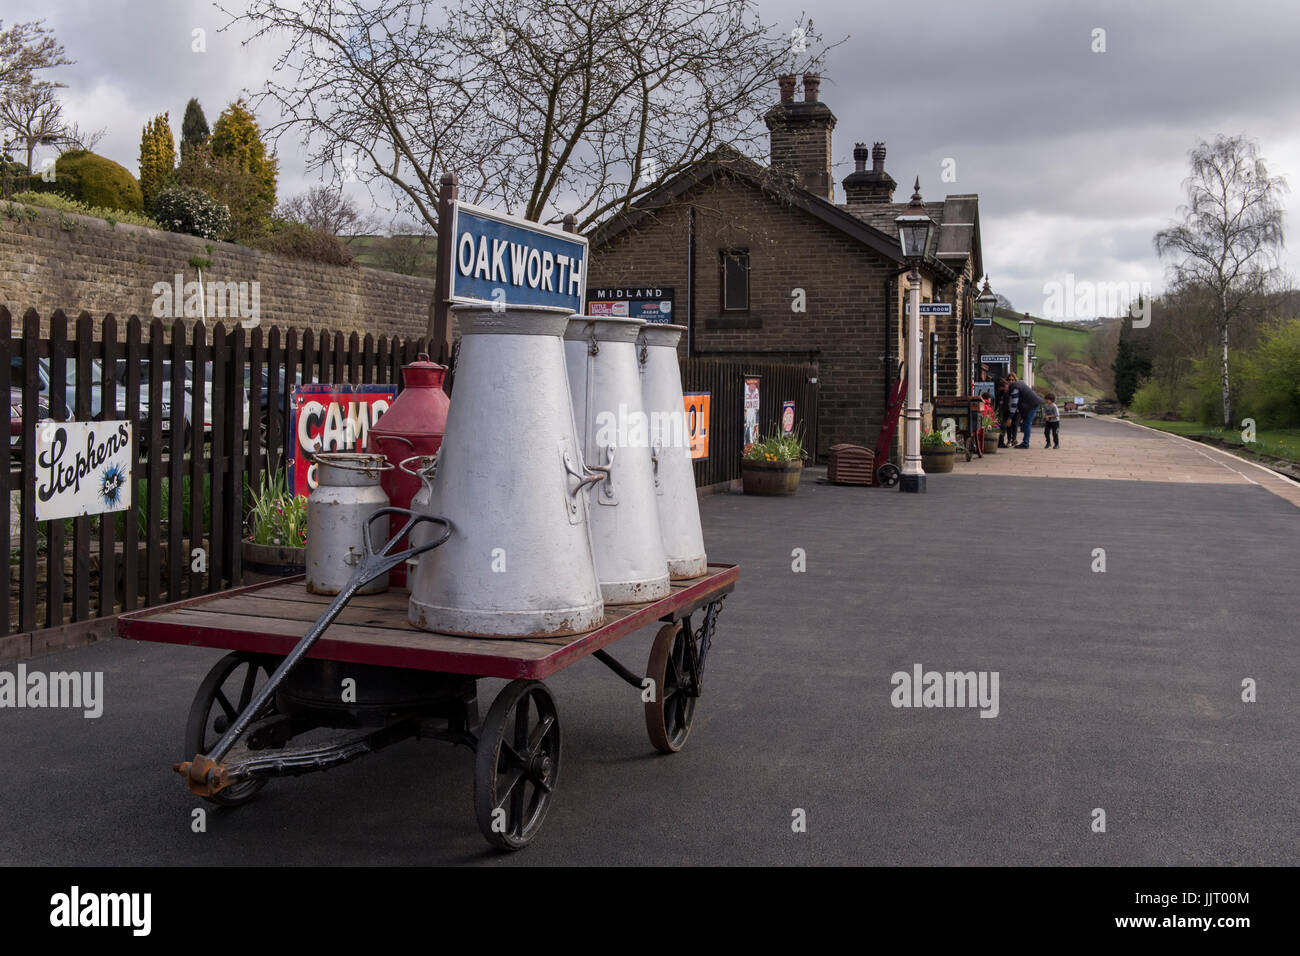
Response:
[118,564,738,681]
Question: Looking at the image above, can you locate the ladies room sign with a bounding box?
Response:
[35,421,133,521]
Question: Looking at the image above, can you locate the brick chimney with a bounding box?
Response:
[764,73,837,202]
[841,140,897,205]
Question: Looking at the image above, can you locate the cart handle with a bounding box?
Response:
[176,508,453,796]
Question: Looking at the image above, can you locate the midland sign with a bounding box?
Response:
[448,201,588,314]
[587,287,675,323]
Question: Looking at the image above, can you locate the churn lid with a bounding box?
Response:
[401,352,448,389]
[371,353,449,439]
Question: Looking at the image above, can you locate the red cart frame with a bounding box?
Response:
[118,564,738,850]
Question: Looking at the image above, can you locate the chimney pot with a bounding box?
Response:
[853,143,868,172]
[803,73,821,102]
[778,74,796,103]
[872,141,886,172]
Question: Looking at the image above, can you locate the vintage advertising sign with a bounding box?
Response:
[35,421,133,522]
[290,384,397,495]
[448,201,588,314]
[683,392,710,460]
[782,401,796,435]
[587,287,675,323]
[743,377,760,446]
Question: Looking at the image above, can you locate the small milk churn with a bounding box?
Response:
[366,354,449,587]
[408,305,605,639]
[400,454,439,577]
[564,316,671,604]
[638,323,708,579]
[306,452,393,596]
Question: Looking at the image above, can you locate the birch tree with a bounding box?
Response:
[1154,135,1287,427]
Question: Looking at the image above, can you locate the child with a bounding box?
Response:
[1042,393,1060,448]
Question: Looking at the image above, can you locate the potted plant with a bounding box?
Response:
[741,425,805,495]
[980,414,999,454]
[242,468,308,576]
[920,429,956,473]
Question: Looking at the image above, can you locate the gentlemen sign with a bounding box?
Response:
[981,354,1012,364]
[449,201,588,313]
[36,421,133,521]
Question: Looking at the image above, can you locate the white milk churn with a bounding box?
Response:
[564,315,671,604]
[400,454,439,581]
[306,452,393,595]
[637,323,708,579]
[408,305,606,638]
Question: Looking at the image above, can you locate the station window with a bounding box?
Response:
[720,250,750,311]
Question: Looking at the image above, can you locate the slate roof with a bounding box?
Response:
[839,194,982,278]
[590,146,911,269]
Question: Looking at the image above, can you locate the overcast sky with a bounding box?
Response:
[9,0,1297,317]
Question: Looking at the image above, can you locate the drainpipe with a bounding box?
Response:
[687,205,696,358]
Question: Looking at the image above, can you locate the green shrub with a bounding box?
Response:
[42,150,144,213]
[1130,379,1182,419]
[251,217,353,265]
[1185,356,1235,426]
[9,190,159,229]
[1238,318,1300,428]
[152,185,231,240]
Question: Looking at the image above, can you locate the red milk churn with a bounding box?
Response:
[365,353,450,585]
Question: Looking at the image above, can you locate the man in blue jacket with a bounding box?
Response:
[1007,377,1044,448]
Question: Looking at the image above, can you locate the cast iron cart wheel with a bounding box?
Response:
[644,622,698,754]
[876,463,901,487]
[474,680,562,851]
[184,652,278,807]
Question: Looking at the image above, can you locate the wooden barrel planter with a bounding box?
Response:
[920,448,956,474]
[982,434,998,454]
[241,541,307,577]
[741,459,802,496]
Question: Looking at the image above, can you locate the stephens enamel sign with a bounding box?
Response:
[448,201,588,314]
[35,421,134,522]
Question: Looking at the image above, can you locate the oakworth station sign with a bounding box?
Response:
[448,202,588,314]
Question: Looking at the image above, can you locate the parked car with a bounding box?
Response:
[9,382,51,460]
[113,360,249,453]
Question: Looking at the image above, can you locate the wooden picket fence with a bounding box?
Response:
[1,306,430,652]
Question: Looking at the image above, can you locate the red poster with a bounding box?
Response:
[289,384,397,495]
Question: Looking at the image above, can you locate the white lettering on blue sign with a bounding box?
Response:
[449,202,587,312]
